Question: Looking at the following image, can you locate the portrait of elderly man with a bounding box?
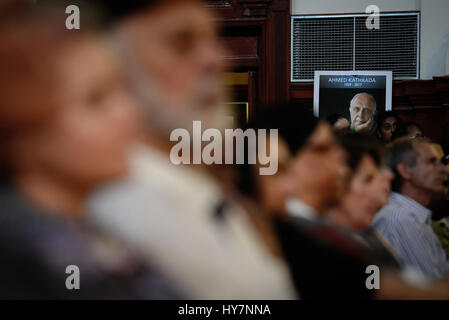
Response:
[349,92,377,135]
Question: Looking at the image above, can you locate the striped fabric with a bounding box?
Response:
[372,192,449,280]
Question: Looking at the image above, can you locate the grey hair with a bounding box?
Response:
[385,137,430,192]
[349,92,377,113]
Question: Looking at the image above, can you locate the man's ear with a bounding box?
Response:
[396,162,412,181]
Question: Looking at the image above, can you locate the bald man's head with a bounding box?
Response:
[349,93,377,133]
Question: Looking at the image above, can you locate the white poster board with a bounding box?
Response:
[313,70,393,119]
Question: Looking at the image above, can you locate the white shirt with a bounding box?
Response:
[373,192,449,280]
[285,197,318,221]
[87,144,297,299]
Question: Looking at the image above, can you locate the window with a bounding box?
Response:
[291,13,420,82]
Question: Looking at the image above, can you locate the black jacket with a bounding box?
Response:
[274,214,376,300]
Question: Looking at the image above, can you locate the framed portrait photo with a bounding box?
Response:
[313,70,393,122]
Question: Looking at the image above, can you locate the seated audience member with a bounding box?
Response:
[373,137,449,280]
[87,0,296,299]
[326,134,398,268]
[349,93,377,135]
[376,112,402,145]
[0,2,179,299]
[245,106,449,299]
[326,114,350,137]
[245,103,380,299]
[325,134,449,297]
[404,121,425,139]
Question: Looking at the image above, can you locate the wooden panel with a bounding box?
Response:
[210,0,289,111]
[290,83,313,99]
[221,36,258,58]
[204,0,232,8]
[434,76,449,107]
[395,109,448,142]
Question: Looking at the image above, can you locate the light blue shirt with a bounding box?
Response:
[373,192,449,280]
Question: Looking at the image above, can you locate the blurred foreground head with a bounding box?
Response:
[103,0,228,137]
[329,134,393,231]
[326,114,350,137]
[244,103,348,215]
[0,3,137,194]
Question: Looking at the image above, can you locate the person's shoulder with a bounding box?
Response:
[374,195,413,221]
[373,201,421,238]
[86,178,183,241]
[273,216,317,254]
[0,185,28,217]
[279,216,368,259]
[0,186,59,240]
[88,179,176,215]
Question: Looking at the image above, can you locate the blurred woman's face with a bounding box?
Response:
[19,38,138,189]
[372,166,394,208]
[289,123,349,209]
[339,155,392,231]
[256,138,292,214]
